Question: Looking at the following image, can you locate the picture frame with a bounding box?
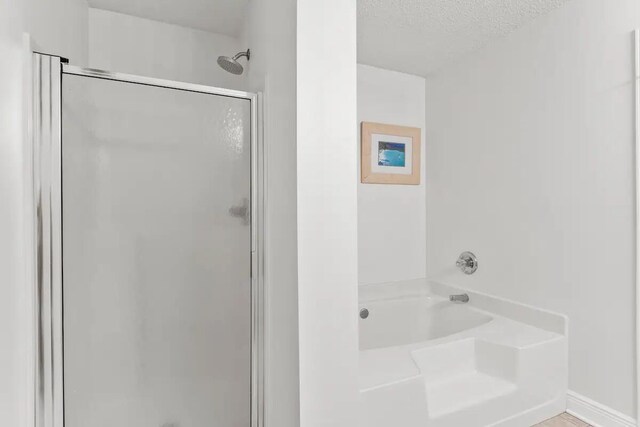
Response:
[360,121,421,185]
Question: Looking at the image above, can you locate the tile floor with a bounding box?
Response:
[534,412,591,427]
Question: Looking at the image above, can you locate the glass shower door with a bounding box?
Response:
[61,73,252,427]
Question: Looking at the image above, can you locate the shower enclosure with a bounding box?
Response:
[32,53,263,427]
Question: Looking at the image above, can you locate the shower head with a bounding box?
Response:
[217,49,251,75]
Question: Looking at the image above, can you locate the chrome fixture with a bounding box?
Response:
[217,49,251,75]
[456,251,478,274]
[450,294,470,303]
[360,308,370,319]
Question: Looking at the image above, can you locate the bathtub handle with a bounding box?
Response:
[456,251,478,274]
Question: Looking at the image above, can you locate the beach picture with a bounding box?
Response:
[378,142,406,167]
[361,122,421,185]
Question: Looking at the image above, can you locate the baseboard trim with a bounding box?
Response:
[566,391,635,427]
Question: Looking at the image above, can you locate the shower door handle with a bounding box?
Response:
[229,198,250,225]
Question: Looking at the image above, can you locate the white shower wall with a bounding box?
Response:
[88,8,246,90]
[88,3,303,427]
[426,0,639,418]
[357,64,426,285]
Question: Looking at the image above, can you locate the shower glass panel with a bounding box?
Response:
[61,73,252,427]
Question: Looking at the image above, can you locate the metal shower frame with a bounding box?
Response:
[634,28,640,426]
[31,52,265,427]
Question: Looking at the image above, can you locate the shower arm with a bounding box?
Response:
[233,50,251,61]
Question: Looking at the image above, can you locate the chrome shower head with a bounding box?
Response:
[217,49,251,75]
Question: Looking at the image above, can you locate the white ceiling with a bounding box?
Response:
[87,0,249,37]
[358,0,571,76]
[89,0,570,76]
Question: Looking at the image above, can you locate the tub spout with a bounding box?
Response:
[449,293,469,303]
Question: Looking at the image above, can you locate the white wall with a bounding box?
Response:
[0,15,30,426]
[0,0,88,424]
[426,0,640,417]
[357,64,426,285]
[25,0,88,64]
[297,1,359,426]
[245,0,300,426]
[88,8,246,90]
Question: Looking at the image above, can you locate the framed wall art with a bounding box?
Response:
[360,122,421,185]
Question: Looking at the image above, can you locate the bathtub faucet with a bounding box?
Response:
[449,293,469,303]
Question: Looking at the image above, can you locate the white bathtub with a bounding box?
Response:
[359,280,568,427]
[359,296,492,350]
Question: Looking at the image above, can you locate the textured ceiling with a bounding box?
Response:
[88,0,249,37]
[358,0,571,76]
